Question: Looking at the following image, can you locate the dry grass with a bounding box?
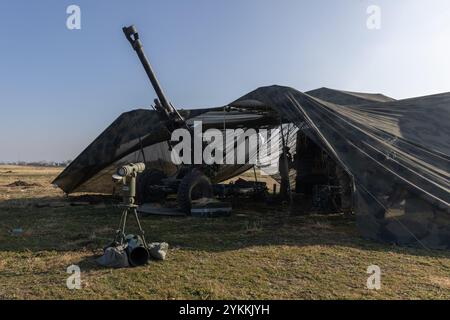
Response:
[0,165,449,300]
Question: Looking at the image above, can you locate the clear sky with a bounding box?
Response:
[1,0,450,162]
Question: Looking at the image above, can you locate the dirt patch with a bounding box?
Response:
[430,276,450,289]
[5,180,42,188]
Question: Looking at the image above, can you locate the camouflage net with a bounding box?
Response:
[54,87,450,249]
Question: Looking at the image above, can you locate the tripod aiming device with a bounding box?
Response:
[117,162,146,177]
[112,162,149,266]
[113,163,146,205]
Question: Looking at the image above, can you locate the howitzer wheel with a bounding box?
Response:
[177,169,213,214]
[136,169,167,204]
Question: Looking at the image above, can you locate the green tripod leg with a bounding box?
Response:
[114,208,129,246]
[132,208,148,249]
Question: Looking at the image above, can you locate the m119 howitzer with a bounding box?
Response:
[123,25,214,213]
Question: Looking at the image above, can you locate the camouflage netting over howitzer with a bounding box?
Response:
[53,86,450,249]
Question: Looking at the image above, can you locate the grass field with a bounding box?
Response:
[0,165,449,299]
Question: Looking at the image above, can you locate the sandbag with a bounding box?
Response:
[96,245,129,268]
[148,242,169,260]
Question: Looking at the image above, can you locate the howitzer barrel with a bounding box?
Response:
[122,25,173,115]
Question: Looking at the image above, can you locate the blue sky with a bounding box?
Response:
[1,0,449,161]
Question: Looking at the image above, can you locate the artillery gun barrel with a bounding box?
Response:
[123,25,180,120]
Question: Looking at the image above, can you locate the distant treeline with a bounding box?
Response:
[0,160,72,167]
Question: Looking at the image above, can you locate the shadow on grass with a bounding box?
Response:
[0,194,117,208]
